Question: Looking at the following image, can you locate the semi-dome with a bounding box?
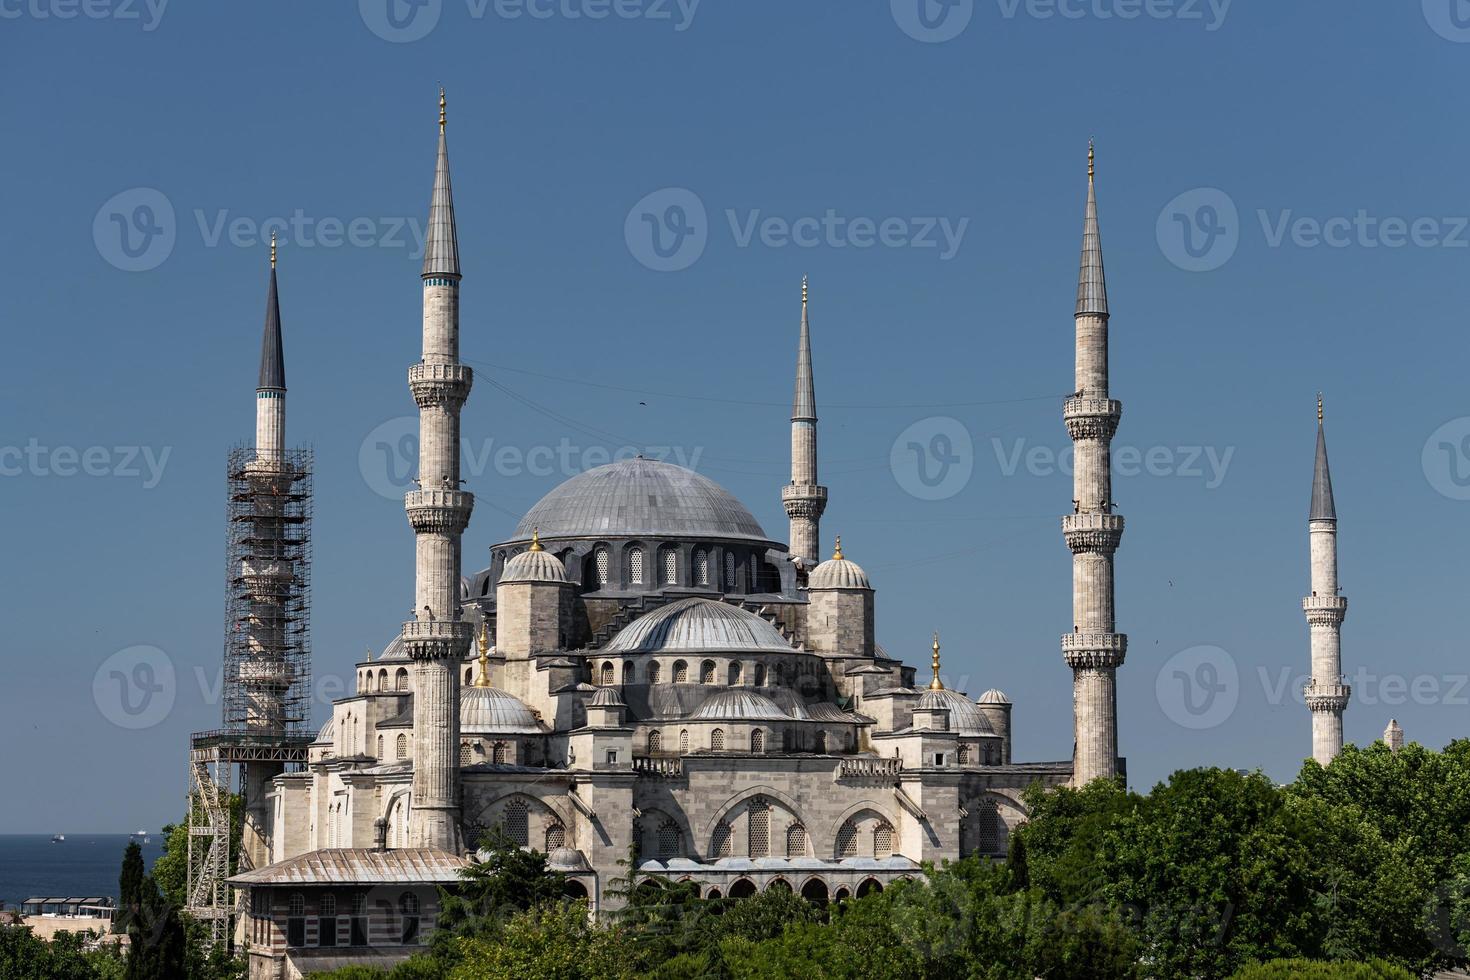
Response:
[509,458,771,543]
[460,686,542,734]
[313,719,335,744]
[546,847,590,872]
[500,543,569,584]
[918,689,996,736]
[604,597,794,655]
[808,540,871,590]
[689,689,790,722]
[590,686,625,707]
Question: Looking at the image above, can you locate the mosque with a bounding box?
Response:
[227,93,1147,977]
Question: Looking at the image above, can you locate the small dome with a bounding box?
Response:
[590,686,625,707]
[690,689,789,722]
[460,686,541,734]
[978,689,1012,705]
[501,548,568,584]
[605,597,794,655]
[547,847,590,871]
[313,718,335,744]
[808,541,871,590]
[379,634,408,662]
[916,689,995,736]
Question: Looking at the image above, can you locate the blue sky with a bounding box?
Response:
[2,1,1469,832]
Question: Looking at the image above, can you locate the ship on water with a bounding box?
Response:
[50,835,64,843]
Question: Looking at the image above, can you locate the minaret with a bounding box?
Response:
[1303,395,1349,765]
[1384,719,1404,753]
[1061,143,1127,785]
[254,233,286,470]
[403,89,474,852]
[782,276,827,568]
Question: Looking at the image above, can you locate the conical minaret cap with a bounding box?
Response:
[422,89,461,278]
[792,276,816,421]
[1075,142,1109,318]
[258,245,285,390]
[1311,396,1336,521]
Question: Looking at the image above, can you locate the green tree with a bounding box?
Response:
[446,901,638,980]
[1227,958,1415,979]
[117,841,145,935]
[123,875,186,980]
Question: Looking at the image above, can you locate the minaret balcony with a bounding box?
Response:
[1062,513,1125,554]
[1302,594,1348,626]
[401,619,474,661]
[405,489,474,534]
[781,483,828,518]
[1060,631,1127,669]
[1063,397,1122,441]
[408,362,473,408]
[238,658,294,689]
[1304,681,1351,712]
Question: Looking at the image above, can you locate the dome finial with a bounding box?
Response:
[1088,139,1095,180]
[930,632,944,691]
[1317,391,1324,425]
[269,230,277,269]
[529,526,544,552]
[475,620,491,687]
[832,535,843,561]
[439,86,446,132]
[801,274,808,306]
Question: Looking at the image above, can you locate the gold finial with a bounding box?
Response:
[1317,392,1324,425]
[1088,139,1095,180]
[439,87,446,132]
[929,632,944,691]
[529,526,544,553]
[270,231,277,269]
[801,275,808,306]
[475,620,491,687]
[832,536,843,561]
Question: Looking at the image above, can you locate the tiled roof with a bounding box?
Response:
[228,848,468,886]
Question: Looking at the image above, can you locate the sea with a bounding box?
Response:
[0,835,167,909]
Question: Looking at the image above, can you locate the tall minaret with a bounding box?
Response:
[1303,395,1349,765]
[782,276,827,568]
[254,233,286,470]
[1061,143,1127,786]
[403,89,474,852]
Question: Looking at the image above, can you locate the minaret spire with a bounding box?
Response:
[1304,394,1348,764]
[404,90,475,852]
[782,276,828,568]
[1061,142,1126,785]
[254,238,286,465]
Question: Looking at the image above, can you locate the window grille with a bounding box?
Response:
[837,821,857,858]
[787,824,807,857]
[747,798,770,857]
[504,799,529,847]
[629,549,644,585]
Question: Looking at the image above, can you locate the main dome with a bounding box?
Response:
[510,459,771,543]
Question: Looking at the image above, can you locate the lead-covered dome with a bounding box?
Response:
[690,689,790,721]
[604,597,794,655]
[510,459,771,543]
[461,686,542,734]
[501,547,568,584]
[918,689,996,736]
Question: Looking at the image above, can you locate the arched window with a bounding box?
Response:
[815,731,827,754]
[601,662,614,686]
[647,730,662,753]
[728,662,741,685]
[504,799,529,847]
[363,672,373,693]
[750,728,765,753]
[320,894,336,917]
[662,548,678,585]
[700,660,716,684]
[396,734,408,759]
[725,552,737,590]
[658,819,680,857]
[395,668,409,691]
[712,821,732,858]
[399,892,421,944]
[977,799,1003,855]
[673,660,688,683]
[874,821,894,858]
[754,663,767,687]
[695,549,709,585]
[836,820,857,858]
[464,667,473,685]
[629,548,644,585]
[747,798,770,858]
[492,742,507,764]
[787,823,807,858]
[460,742,473,767]
[647,661,661,684]
[595,548,610,586]
[545,822,566,851]
[377,734,384,758]
[379,668,388,690]
[679,729,689,753]
[711,728,725,751]
[957,744,969,765]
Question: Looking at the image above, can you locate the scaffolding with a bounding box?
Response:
[187,446,314,946]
